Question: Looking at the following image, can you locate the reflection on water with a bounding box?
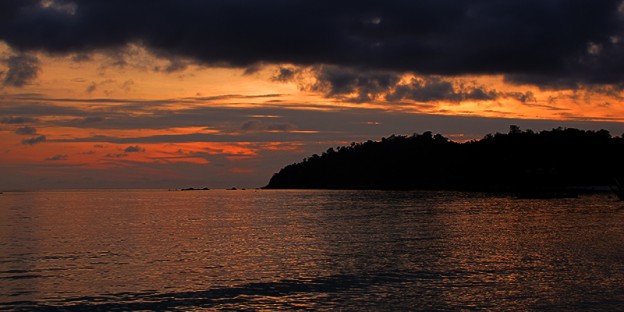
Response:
[1,190,623,310]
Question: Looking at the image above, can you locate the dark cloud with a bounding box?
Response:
[1,1,623,87]
[522,102,569,111]
[1,91,607,138]
[157,58,189,73]
[243,63,263,75]
[310,66,401,103]
[241,120,264,132]
[3,54,40,87]
[272,67,297,82]
[56,132,339,144]
[0,116,36,124]
[68,116,105,125]
[386,76,498,103]
[124,145,145,152]
[0,95,296,131]
[71,53,91,62]
[279,66,509,103]
[506,91,537,104]
[0,102,87,117]
[51,107,624,145]
[43,115,105,127]
[22,135,46,145]
[15,126,37,135]
[83,116,105,123]
[45,154,68,161]
[267,123,297,132]
[240,120,297,132]
[85,81,97,93]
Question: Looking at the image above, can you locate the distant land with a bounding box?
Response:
[264,126,624,193]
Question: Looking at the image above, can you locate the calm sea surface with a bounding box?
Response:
[1,190,623,310]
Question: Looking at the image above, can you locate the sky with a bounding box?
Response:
[2,0,624,190]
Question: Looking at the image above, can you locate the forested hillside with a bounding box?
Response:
[265,127,624,192]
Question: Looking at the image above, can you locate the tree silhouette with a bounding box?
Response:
[265,127,624,193]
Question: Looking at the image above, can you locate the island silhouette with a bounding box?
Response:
[264,126,624,196]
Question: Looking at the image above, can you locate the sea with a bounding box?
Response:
[1,189,623,311]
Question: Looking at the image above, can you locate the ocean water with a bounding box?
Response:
[1,190,623,310]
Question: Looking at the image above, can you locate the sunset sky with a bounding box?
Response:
[2,0,624,189]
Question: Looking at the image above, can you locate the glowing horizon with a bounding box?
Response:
[2,1,624,189]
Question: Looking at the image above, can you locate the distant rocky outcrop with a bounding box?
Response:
[180,187,210,191]
[264,126,624,192]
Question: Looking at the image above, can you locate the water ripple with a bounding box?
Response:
[1,190,623,310]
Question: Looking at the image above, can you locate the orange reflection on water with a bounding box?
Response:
[1,191,623,310]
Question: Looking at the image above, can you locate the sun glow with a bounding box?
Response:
[2,40,624,189]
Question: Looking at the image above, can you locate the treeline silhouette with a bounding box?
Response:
[264,126,624,192]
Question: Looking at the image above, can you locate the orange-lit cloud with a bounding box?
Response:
[2,1,624,189]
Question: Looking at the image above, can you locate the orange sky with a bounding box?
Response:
[1,45,624,189]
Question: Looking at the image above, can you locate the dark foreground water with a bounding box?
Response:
[1,190,623,311]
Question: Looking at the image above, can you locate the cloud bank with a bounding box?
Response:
[1,0,623,88]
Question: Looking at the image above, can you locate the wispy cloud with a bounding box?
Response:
[22,135,46,145]
[14,126,37,135]
[0,116,36,124]
[124,145,145,153]
[45,154,68,161]
[240,120,297,133]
